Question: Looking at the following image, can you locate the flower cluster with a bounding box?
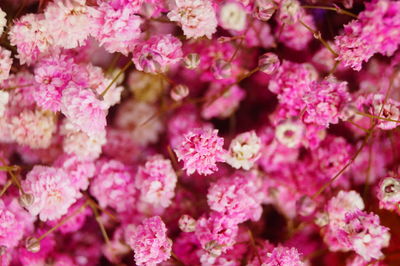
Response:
[2,0,400,265]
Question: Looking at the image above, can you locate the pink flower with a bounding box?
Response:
[90,1,142,55]
[376,177,400,212]
[135,155,177,208]
[226,131,261,170]
[207,173,263,223]
[302,77,350,127]
[10,109,56,149]
[132,34,183,73]
[174,128,226,175]
[0,199,26,249]
[21,165,80,221]
[0,47,12,83]
[0,8,6,36]
[195,212,239,257]
[168,0,218,39]
[90,159,136,213]
[128,216,172,265]
[60,85,107,137]
[335,0,400,71]
[43,0,93,49]
[8,14,53,65]
[261,246,305,266]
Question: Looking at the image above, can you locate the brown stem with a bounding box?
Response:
[302,5,358,19]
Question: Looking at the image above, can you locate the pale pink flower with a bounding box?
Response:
[10,109,56,149]
[60,85,107,137]
[90,1,142,55]
[8,14,53,65]
[128,216,172,265]
[135,155,177,208]
[0,199,26,249]
[218,2,247,31]
[0,8,5,36]
[132,34,183,73]
[260,246,305,266]
[22,165,80,221]
[168,0,218,39]
[0,90,9,117]
[90,159,136,213]
[43,0,93,49]
[226,131,261,170]
[174,128,226,175]
[61,121,106,160]
[202,84,246,120]
[207,173,263,223]
[0,48,12,83]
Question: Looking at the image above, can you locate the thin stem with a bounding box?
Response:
[302,5,358,18]
[89,201,110,244]
[248,229,262,265]
[356,111,400,124]
[106,53,121,75]
[167,145,179,171]
[83,193,118,222]
[299,19,338,57]
[100,60,133,97]
[346,119,369,133]
[171,251,184,266]
[0,180,12,197]
[36,201,89,242]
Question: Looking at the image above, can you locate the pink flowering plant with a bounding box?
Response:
[2,0,400,265]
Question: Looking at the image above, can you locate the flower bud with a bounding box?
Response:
[220,2,247,31]
[258,52,280,75]
[171,84,189,101]
[380,177,400,202]
[212,59,232,80]
[138,52,163,73]
[178,214,197,232]
[253,0,276,21]
[296,196,317,217]
[25,237,40,253]
[183,53,200,69]
[18,193,34,209]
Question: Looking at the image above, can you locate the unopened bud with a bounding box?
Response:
[178,214,197,232]
[315,212,329,227]
[205,240,222,257]
[212,59,232,80]
[183,53,200,69]
[296,196,317,217]
[19,193,34,209]
[381,177,400,202]
[253,0,276,21]
[171,84,189,101]
[25,237,40,253]
[258,52,280,75]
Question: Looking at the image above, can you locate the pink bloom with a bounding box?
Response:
[195,212,239,257]
[335,0,400,71]
[90,1,142,55]
[0,199,26,249]
[0,48,12,83]
[90,159,136,213]
[8,14,53,65]
[168,0,217,39]
[207,173,263,223]
[43,0,93,49]
[0,8,5,36]
[276,13,314,51]
[128,216,172,265]
[132,34,183,73]
[376,177,400,212]
[60,85,107,137]
[22,165,80,221]
[260,246,305,266]
[10,109,56,149]
[226,131,261,170]
[135,155,177,208]
[302,77,350,127]
[174,128,226,176]
[202,84,246,120]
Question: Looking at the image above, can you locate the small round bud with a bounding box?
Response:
[380,177,400,202]
[315,212,329,227]
[0,245,6,256]
[205,240,222,257]
[18,193,34,209]
[253,0,276,21]
[296,196,317,217]
[275,120,305,148]
[258,52,280,75]
[219,2,247,31]
[171,84,189,101]
[212,59,232,80]
[178,214,197,232]
[183,53,200,69]
[138,53,163,73]
[25,237,40,253]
